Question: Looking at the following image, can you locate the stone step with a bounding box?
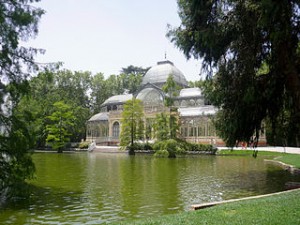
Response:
[92,146,127,153]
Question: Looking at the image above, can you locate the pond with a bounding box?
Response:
[1,152,299,224]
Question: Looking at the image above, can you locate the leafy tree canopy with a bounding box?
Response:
[0,0,44,196]
[120,98,144,150]
[162,75,180,107]
[46,101,75,153]
[161,75,180,139]
[168,0,300,146]
[121,65,150,76]
[154,113,170,141]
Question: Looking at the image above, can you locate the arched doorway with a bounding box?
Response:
[112,121,120,138]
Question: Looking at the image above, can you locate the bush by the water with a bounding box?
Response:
[124,139,217,156]
[153,139,217,156]
[125,142,153,151]
[187,142,217,154]
[153,139,179,157]
[78,142,89,149]
[154,149,169,158]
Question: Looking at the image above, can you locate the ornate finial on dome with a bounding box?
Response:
[164,51,167,60]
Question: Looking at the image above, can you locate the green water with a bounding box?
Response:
[1,152,299,224]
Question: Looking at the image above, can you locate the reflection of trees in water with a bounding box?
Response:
[1,184,87,224]
[119,155,182,218]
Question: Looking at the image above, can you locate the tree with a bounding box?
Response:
[1,103,36,197]
[119,65,149,93]
[189,80,205,89]
[154,113,169,141]
[16,69,92,148]
[90,73,108,113]
[18,70,56,148]
[46,101,75,153]
[105,74,123,95]
[0,0,44,195]
[162,75,180,139]
[53,70,91,142]
[121,65,150,76]
[120,98,144,153]
[118,72,143,94]
[168,1,300,146]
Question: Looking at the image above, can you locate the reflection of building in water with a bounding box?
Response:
[86,60,266,146]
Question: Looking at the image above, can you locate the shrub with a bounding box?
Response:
[164,139,178,158]
[152,139,217,155]
[153,141,166,151]
[175,145,187,155]
[188,143,217,154]
[154,149,169,158]
[143,143,153,150]
[174,139,192,152]
[132,143,143,151]
[79,142,89,149]
[153,139,187,157]
[164,139,177,151]
[126,142,154,151]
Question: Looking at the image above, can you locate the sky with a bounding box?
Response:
[27,0,203,81]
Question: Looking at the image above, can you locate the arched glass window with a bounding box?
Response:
[112,121,120,138]
[99,122,109,137]
[136,88,163,105]
[189,99,195,106]
[196,99,204,106]
[181,100,187,107]
[180,127,188,137]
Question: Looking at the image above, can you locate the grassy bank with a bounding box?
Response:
[217,149,283,157]
[275,154,300,168]
[217,149,300,169]
[118,189,300,225]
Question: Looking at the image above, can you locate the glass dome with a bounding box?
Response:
[141,60,188,87]
[136,87,164,105]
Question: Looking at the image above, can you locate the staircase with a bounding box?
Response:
[92,146,127,153]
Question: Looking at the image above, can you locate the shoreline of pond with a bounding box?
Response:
[34,145,300,154]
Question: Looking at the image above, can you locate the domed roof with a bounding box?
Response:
[141,60,188,87]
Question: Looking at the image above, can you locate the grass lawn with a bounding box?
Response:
[217,149,300,169]
[118,189,300,225]
[217,149,284,157]
[274,154,300,168]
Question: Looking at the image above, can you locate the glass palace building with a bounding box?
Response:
[86,60,266,146]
